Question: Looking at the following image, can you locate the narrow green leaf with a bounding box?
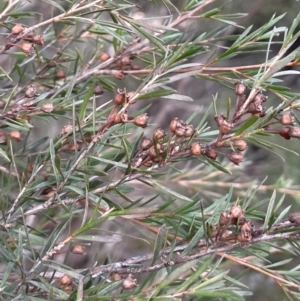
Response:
[263,190,276,231]
[79,83,95,121]
[234,116,259,136]
[151,224,167,265]
[182,226,204,256]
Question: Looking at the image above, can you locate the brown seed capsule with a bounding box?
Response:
[148,143,164,158]
[22,33,45,45]
[20,43,35,56]
[114,111,128,124]
[113,70,125,80]
[140,137,152,150]
[11,23,24,35]
[228,152,243,165]
[100,52,110,62]
[71,245,85,255]
[288,212,300,225]
[190,142,202,156]
[214,115,233,135]
[248,101,263,115]
[60,275,72,286]
[93,85,104,95]
[233,140,247,151]
[61,123,73,135]
[175,125,186,137]
[55,69,65,80]
[234,82,247,96]
[9,130,21,141]
[237,221,252,243]
[122,274,137,290]
[63,284,73,293]
[121,56,131,66]
[254,92,267,104]
[229,204,243,219]
[68,141,82,151]
[153,128,166,141]
[205,148,217,160]
[133,113,148,128]
[219,211,231,227]
[25,85,37,98]
[111,273,121,281]
[280,113,295,125]
[279,127,291,140]
[170,118,179,134]
[114,90,126,105]
[41,103,53,113]
[287,126,300,139]
[184,124,195,138]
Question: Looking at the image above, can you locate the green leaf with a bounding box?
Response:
[234,116,259,136]
[79,82,95,121]
[151,224,167,265]
[182,226,204,256]
[263,190,276,231]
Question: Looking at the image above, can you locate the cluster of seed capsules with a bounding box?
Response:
[5,23,45,55]
[216,204,253,243]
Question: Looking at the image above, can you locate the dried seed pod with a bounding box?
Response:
[184,124,195,138]
[214,115,233,135]
[153,128,166,141]
[114,111,128,124]
[100,52,110,61]
[60,275,72,286]
[248,101,263,115]
[237,221,252,243]
[140,137,152,150]
[170,118,179,134]
[61,123,73,135]
[68,141,82,151]
[133,113,148,128]
[12,23,24,35]
[20,43,35,56]
[9,130,21,141]
[219,211,231,227]
[175,125,186,137]
[205,147,217,160]
[71,245,85,255]
[55,69,66,80]
[121,56,131,66]
[122,274,137,290]
[113,70,125,80]
[288,212,300,225]
[23,33,45,45]
[279,127,291,140]
[111,273,121,281]
[233,140,247,151]
[148,143,164,158]
[254,92,267,104]
[114,89,126,105]
[229,204,243,219]
[41,103,53,113]
[234,82,247,96]
[25,85,37,98]
[190,142,202,156]
[228,152,243,165]
[93,85,104,95]
[287,126,300,139]
[280,113,295,125]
